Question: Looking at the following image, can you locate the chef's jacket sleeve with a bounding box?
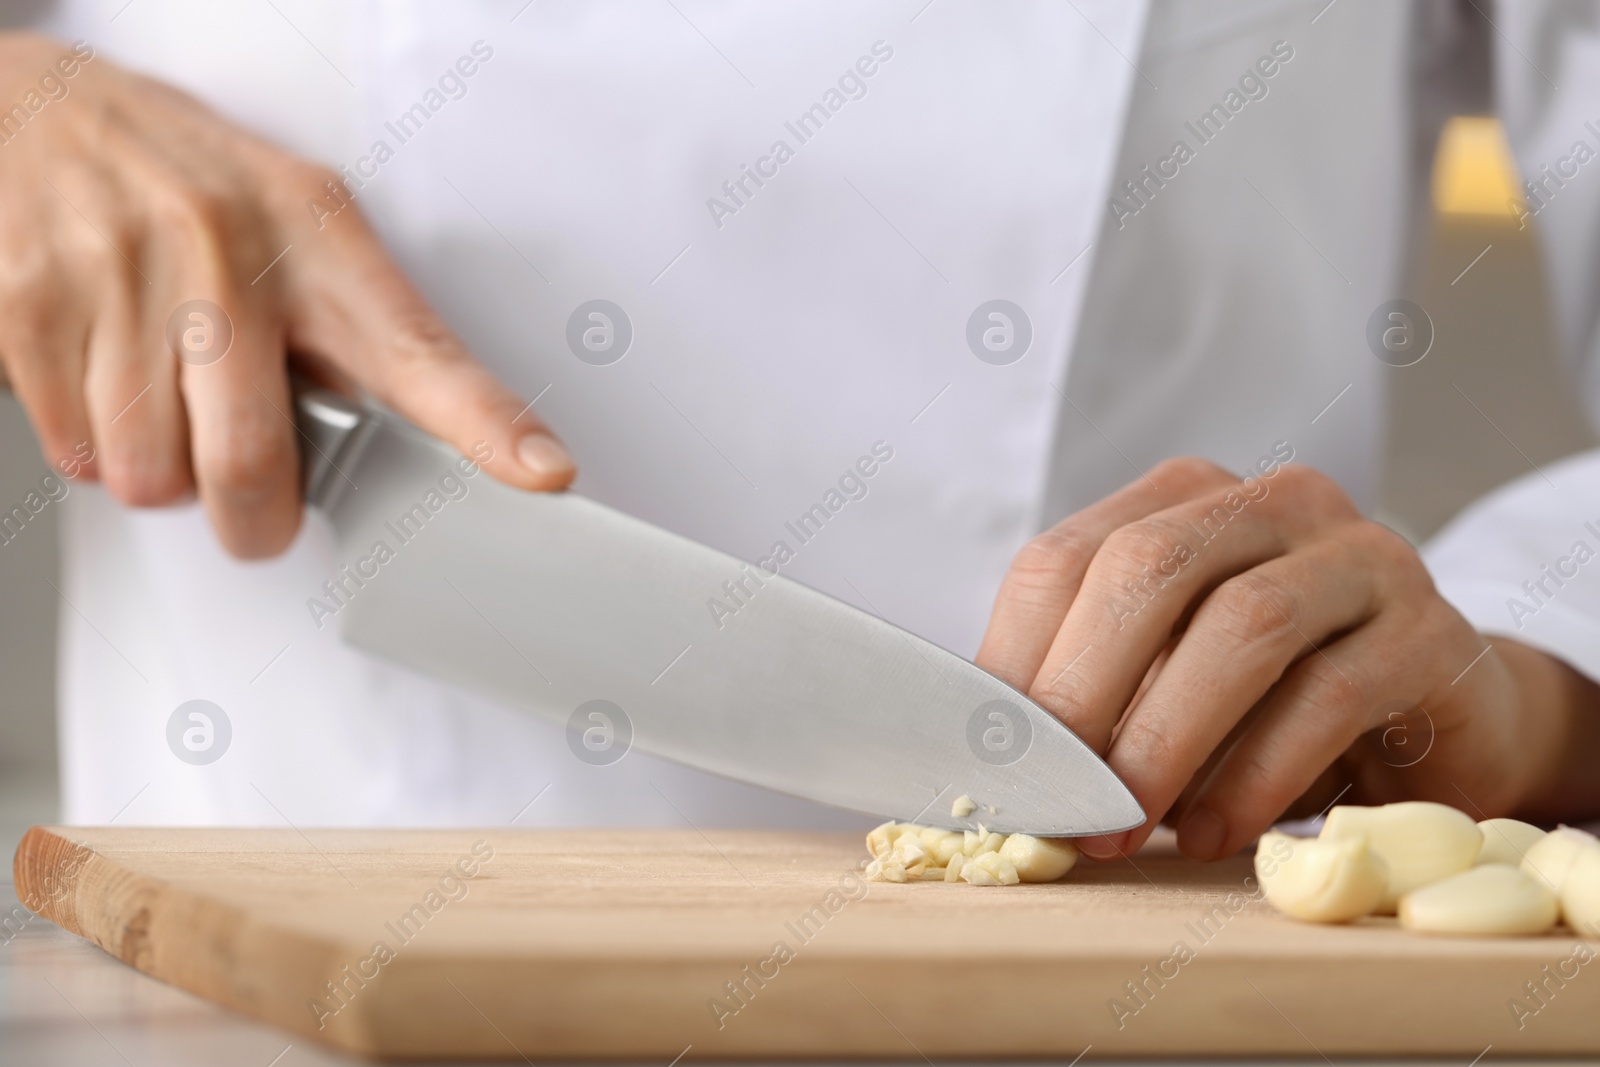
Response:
[1424,450,1600,685]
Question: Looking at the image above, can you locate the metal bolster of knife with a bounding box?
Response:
[293,382,378,513]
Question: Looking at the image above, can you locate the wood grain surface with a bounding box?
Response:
[13,824,1600,1060]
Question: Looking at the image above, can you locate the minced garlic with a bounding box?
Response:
[864,821,1078,886]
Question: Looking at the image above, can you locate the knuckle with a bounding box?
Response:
[1150,455,1232,491]
[1100,518,1192,582]
[1010,524,1098,584]
[1271,463,1356,515]
[1025,674,1092,733]
[1355,520,1423,573]
[288,162,343,196]
[153,181,233,237]
[1205,574,1300,648]
[1114,713,1179,775]
[1296,656,1371,725]
[0,246,58,313]
[387,314,463,369]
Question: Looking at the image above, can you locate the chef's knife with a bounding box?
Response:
[295,387,1143,836]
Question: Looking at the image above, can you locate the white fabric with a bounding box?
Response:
[1425,450,1600,687]
[38,0,1149,826]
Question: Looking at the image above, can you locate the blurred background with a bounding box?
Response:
[0,114,1595,841]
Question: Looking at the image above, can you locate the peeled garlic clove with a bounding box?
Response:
[1400,864,1558,936]
[951,795,977,818]
[997,833,1078,883]
[1475,818,1546,867]
[1521,825,1600,896]
[1323,802,1481,913]
[1255,830,1388,923]
[1557,838,1600,937]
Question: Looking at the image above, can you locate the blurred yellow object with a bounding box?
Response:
[1432,115,1526,218]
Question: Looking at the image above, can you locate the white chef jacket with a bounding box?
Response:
[37,0,1150,827]
[31,0,1600,829]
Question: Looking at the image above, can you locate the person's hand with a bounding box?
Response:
[976,454,1600,861]
[0,34,574,558]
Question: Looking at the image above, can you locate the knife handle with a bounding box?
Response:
[293,381,377,512]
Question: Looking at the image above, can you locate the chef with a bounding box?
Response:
[3,1,1598,859]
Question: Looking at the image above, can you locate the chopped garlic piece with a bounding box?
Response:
[963,829,1004,857]
[864,822,1076,886]
[951,795,977,818]
[962,852,1020,886]
[866,821,901,859]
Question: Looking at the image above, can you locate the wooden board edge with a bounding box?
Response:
[11,825,398,1060]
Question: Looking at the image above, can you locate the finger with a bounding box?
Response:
[0,251,95,478]
[1081,537,1379,859]
[60,167,192,506]
[151,189,301,558]
[976,457,1238,690]
[1173,614,1432,861]
[1025,475,1312,760]
[282,194,574,491]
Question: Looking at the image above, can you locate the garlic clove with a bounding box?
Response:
[1557,837,1600,937]
[1474,818,1546,867]
[997,833,1079,883]
[1255,830,1388,923]
[1322,802,1481,913]
[1399,864,1558,936]
[1521,825,1600,896]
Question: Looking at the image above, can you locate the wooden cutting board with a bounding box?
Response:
[15,825,1600,1060]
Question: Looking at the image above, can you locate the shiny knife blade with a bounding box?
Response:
[296,388,1143,836]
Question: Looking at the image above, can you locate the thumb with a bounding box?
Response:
[286,216,574,491]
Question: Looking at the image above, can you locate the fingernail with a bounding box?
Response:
[516,434,575,482]
[1077,832,1127,860]
[1178,806,1228,861]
